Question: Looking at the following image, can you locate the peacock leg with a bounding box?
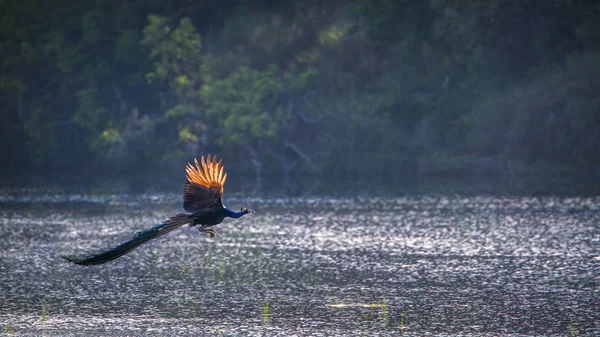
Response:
[198,225,216,238]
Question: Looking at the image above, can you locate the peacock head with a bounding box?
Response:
[240,206,255,214]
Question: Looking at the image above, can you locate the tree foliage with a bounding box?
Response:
[1,0,599,191]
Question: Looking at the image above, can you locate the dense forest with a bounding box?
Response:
[1,1,599,194]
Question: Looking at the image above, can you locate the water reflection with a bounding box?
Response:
[0,189,598,336]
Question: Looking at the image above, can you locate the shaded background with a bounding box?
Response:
[1,0,599,195]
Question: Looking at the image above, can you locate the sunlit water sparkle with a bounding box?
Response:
[0,190,598,336]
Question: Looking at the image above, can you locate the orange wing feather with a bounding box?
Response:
[185,154,227,195]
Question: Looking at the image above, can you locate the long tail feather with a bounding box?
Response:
[62,214,191,266]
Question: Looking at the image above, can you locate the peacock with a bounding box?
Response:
[63,154,254,265]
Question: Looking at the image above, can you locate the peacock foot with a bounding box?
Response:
[200,228,216,238]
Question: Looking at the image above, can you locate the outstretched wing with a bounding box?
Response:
[183,154,228,213]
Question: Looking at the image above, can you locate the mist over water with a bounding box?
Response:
[1,189,599,336]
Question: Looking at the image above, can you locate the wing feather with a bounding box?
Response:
[218,162,224,184]
[213,157,218,181]
[186,162,203,185]
[201,156,210,183]
[208,155,215,181]
[195,158,209,184]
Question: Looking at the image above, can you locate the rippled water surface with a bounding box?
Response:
[0,189,599,336]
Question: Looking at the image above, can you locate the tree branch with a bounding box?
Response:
[243,143,262,194]
[285,141,319,172]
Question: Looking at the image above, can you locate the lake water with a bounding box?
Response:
[0,189,598,336]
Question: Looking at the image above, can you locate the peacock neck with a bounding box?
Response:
[223,207,244,218]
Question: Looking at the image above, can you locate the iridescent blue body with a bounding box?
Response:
[191,207,247,226]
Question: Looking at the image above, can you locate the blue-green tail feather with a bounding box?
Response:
[62,214,190,266]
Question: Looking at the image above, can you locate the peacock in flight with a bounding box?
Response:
[63,154,254,266]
